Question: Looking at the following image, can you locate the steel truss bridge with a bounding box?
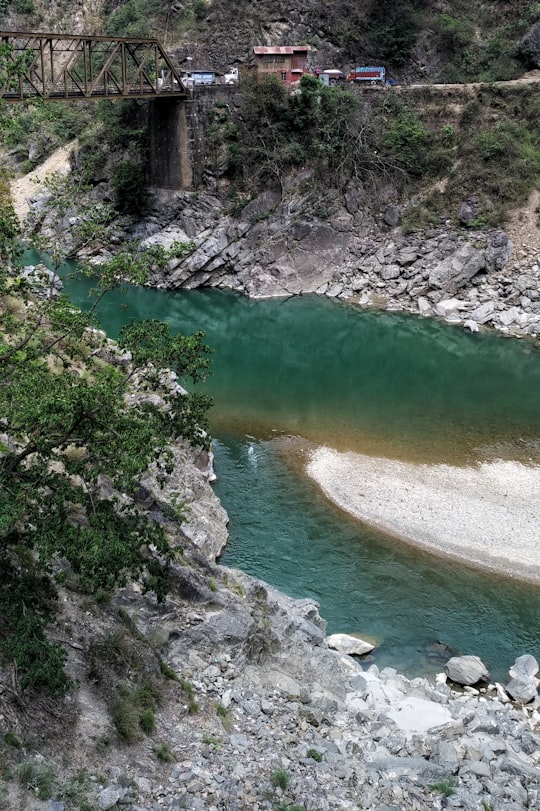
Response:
[0,31,187,101]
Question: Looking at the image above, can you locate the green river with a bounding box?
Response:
[59,268,540,680]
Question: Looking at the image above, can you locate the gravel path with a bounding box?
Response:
[307,448,540,583]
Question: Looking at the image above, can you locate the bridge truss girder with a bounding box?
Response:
[0,31,187,101]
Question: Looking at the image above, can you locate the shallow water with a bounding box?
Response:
[56,269,540,679]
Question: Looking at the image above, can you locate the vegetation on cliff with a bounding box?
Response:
[0,162,213,694]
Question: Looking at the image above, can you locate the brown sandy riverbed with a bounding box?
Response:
[306,448,540,584]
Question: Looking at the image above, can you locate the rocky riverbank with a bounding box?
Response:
[128,184,540,343]
[14,540,540,811]
[2,394,537,811]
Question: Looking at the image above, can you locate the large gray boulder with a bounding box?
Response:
[445,655,490,685]
[428,243,486,294]
[509,653,539,679]
[325,633,375,656]
[486,230,513,271]
[505,654,539,704]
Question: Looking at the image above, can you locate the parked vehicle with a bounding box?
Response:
[181,70,216,87]
[346,66,385,84]
[223,66,239,84]
[192,70,215,86]
[316,69,345,86]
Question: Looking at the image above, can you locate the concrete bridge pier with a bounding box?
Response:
[149,98,193,190]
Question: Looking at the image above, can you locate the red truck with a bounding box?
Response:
[346,66,386,84]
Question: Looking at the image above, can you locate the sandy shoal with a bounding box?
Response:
[306,448,540,584]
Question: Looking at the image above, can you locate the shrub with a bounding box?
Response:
[365,0,427,65]
[430,777,457,797]
[306,748,322,762]
[435,14,473,54]
[17,761,56,801]
[110,683,160,742]
[401,204,438,234]
[270,768,290,790]
[215,702,232,731]
[4,731,21,748]
[383,109,430,177]
[111,159,147,215]
[153,743,175,762]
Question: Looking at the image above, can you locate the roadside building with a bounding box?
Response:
[252,45,310,86]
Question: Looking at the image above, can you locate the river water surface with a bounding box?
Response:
[60,272,540,679]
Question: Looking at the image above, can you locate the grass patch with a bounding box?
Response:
[430,776,457,797]
[215,702,233,732]
[270,768,290,790]
[152,743,175,762]
[110,682,161,742]
[202,734,222,748]
[17,760,56,801]
[3,731,21,749]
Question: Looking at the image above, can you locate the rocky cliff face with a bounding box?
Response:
[123,182,540,342]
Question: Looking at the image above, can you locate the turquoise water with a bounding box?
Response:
[57,267,540,679]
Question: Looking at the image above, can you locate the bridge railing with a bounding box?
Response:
[0,31,188,101]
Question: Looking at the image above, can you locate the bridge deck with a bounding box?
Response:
[0,31,188,101]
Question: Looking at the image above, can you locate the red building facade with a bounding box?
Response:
[253,45,311,86]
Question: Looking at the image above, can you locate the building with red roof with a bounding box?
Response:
[253,45,311,86]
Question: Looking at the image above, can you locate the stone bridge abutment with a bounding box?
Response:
[149,86,237,191]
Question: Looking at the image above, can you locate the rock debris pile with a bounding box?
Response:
[67,571,540,811]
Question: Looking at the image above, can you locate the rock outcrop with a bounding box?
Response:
[133,187,540,342]
[50,563,540,811]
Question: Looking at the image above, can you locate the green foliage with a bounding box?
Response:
[111,159,147,214]
[104,0,154,38]
[429,776,457,797]
[12,0,34,11]
[153,743,175,762]
[383,107,429,177]
[306,748,322,762]
[434,15,522,83]
[461,119,540,205]
[365,0,428,66]
[202,734,222,747]
[229,73,369,191]
[215,701,232,731]
[0,97,94,171]
[0,551,69,694]
[0,166,19,265]
[0,43,34,93]
[3,731,21,748]
[435,14,474,54]
[158,659,180,680]
[270,768,290,790]
[58,769,92,807]
[401,204,438,234]
[0,245,213,693]
[110,682,160,742]
[96,100,147,148]
[179,676,199,714]
[17,760,57,801]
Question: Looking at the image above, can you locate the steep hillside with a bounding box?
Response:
[1,0,538,81]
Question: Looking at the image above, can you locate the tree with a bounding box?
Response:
[0,226,212,693]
